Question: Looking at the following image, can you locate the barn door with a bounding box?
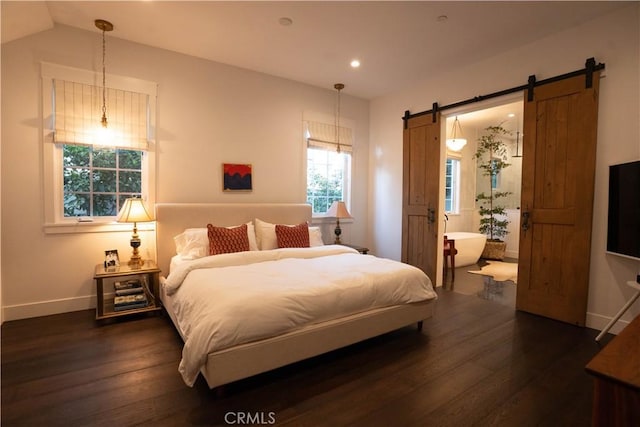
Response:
[402,112,441,282]
[516,72,600,326]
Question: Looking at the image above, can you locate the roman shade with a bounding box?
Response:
[53,79,149,150]
[304,120,353,153]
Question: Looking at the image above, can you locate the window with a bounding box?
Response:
[444,157,461,214]
[491,158,501,189]
[307,148,352,214]
[304,120,353,215]
[42,62,157,231]
[63,145,143,217]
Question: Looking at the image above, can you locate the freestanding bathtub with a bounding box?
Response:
[444,232,487,267]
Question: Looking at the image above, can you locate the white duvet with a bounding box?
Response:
[164,245,436,386]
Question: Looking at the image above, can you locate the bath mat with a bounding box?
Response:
[468,261,518,283]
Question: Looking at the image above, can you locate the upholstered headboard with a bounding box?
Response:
[154,203,313,275]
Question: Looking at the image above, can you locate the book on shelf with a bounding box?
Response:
[114,301,150,311]
[115,286,144,296]
[114,279,142,291]
[114,293,148,307]
[114,279,144,296]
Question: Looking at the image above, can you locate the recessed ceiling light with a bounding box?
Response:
[437,15,448,23]
[350,59,361,68]
[508,113,516,118]
[278,17,293,26]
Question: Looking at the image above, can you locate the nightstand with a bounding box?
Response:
[340,243,369,254]
[93,260,162,320]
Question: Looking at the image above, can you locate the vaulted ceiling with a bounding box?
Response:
[1,1,627,100]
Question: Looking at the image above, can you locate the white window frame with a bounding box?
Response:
[306,147,353,215]
[444,155,461,214]
[41,62,157,234]
[491,157,502,190]
[303,112,354,218]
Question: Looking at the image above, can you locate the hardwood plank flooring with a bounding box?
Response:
[2,287,608,426]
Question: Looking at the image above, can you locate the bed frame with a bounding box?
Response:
[155,203,436,389]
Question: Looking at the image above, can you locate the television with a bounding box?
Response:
[606,160,640,261]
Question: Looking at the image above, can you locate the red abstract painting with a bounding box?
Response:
[223,163,252,191]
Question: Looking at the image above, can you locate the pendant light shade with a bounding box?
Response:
[446,116,467,152]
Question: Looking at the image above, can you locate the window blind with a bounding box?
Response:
[304,120,353,153]
[53,79,149,150]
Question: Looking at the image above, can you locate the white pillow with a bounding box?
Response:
[254,218,278,250]
[174,223,258,259]
[309,226,324,247]
[174,228,209,259]
[254,219,324,249]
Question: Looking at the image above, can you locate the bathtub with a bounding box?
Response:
[444,232,487,267]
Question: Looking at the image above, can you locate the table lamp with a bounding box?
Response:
[326,201,352,244]
[117,197,154,267]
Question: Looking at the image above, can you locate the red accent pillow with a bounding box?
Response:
[207,223,250,255]
[275,223,310,248]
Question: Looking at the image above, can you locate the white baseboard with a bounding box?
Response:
[2,295,96,322]
[505,250,519,259]
[586,311,630,336]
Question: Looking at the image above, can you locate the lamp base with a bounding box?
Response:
[128,255,143,268]
[129,229,143,268]
[334,219,342,244]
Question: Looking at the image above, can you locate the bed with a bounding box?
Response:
[155,203,437,388]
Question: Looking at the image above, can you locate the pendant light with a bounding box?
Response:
[95,19,114,129]
[334,83,344,153]
[513,130,523,158]
[446,116,467,152]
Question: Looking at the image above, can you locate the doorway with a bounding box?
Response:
[441,99,523,307]
[402,63,602,326]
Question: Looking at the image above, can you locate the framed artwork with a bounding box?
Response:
[223,163,252,191]
[104,249,120,269]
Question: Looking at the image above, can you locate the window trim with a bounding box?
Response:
[42,62,157,233]
[490,158,502,190]
[303,112,355,217]
[444,156,461,214]
[306,147,353,215]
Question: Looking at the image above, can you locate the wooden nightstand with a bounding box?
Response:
[93,260,162,320]
[586,313,640,425]
[341,243,369,254]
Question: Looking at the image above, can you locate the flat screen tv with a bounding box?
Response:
[606,160,640,261]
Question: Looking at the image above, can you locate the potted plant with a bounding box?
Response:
[474,125,512,260]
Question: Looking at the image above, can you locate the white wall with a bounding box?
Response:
[369,4,640,332]
[0,24,369,320]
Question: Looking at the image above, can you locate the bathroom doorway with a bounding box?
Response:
[442,99,523,307]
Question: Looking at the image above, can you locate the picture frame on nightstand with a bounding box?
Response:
[104,249,120,270]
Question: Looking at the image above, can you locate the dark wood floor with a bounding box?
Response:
[2,285,610,426]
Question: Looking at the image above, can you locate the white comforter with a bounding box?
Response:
[164,245,436,386]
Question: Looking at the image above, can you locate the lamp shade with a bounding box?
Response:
[446,137,467,152]
[446,116,467,152]
[117,198,154,223]
[326,201,352,219]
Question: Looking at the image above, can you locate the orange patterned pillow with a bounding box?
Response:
[275,223,310,248]
[207,223,250,255]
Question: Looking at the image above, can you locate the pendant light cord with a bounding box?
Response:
[101,26,107,127]
[95,19,113,128]
[334,83,344,154]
